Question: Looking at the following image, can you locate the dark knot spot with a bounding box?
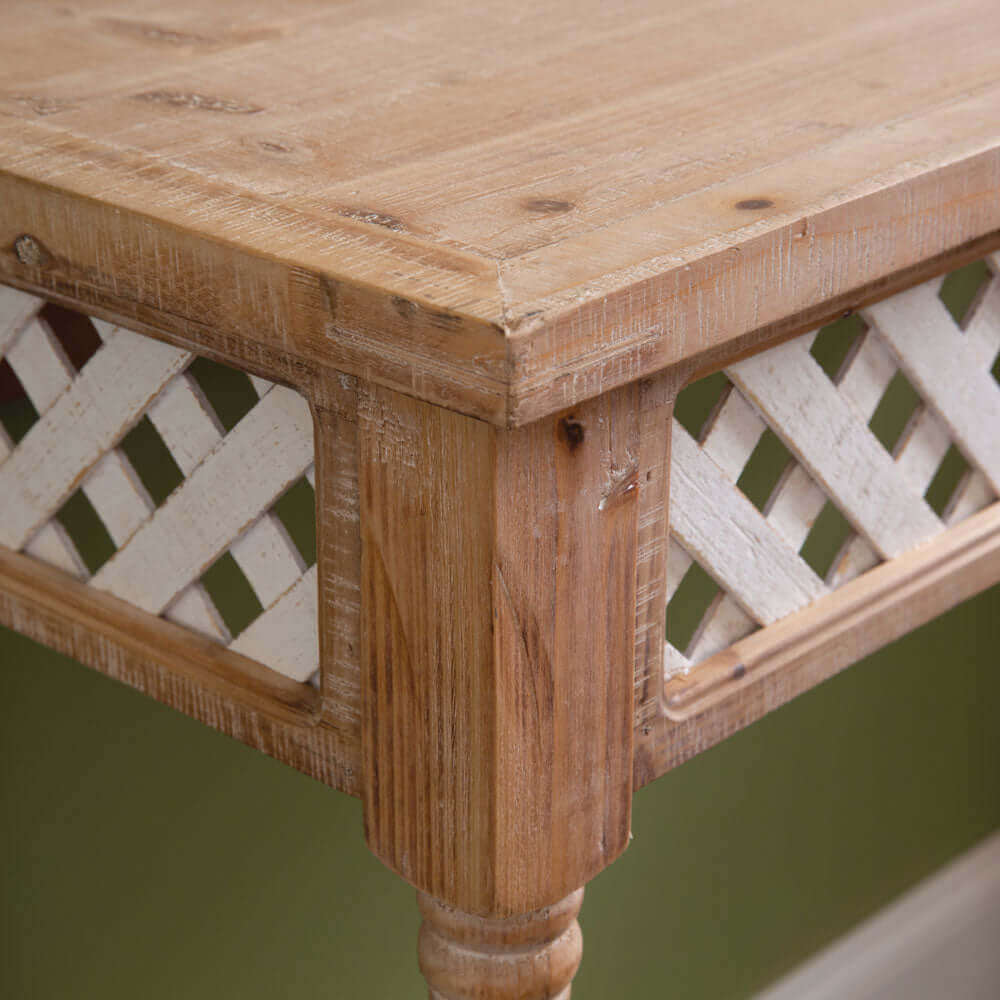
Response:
[339,207,406,232]
[735,198,774,211]
[558,416,585,452]
[13,234,53,268]
[732,663,747,680]
[522,197,575,215]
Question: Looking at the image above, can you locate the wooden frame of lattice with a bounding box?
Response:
[0,286,362,794]
[5,253,1000,800]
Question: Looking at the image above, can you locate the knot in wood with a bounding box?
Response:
[417,889,584,999]
[13,234,51,268]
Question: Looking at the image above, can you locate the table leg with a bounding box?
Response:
[357,382,646,995]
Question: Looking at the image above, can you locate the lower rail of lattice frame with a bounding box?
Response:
[635,499,1000,787]
[0,541,361,791]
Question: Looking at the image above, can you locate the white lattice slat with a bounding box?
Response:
[827,534,882,590]
[230,566,319,683]
[893,408,951,494]
[866,286,1000,492]
[0,329,190,550]
[728,337,941,559]
[700,387,766,480]
[0,287,43,354]
[963,275,1000,367]
[23,521,87,581]
[686,594,757,664]
[164,584,231,643]
[92,386,313,615]
[81,451,154,548]
[836,329,896,421]
[946,470,994,526]
[664,539,692,603]
[763,464,827,553]
[6,319,74,413]
[230,513,305,609]
[670,424,827,625]
[145,373,224,475]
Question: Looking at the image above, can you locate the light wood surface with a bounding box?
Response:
[4,0,1000,423]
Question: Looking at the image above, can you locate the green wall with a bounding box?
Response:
[3,585,998,998]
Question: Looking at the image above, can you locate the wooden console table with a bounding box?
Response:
[3,2,1000,995]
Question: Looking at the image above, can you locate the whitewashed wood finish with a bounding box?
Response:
[729,338,942,559]
[0,289,321,685]
[666,262,1000,674]
[866,284,1000,491]
[670,425,827,624]
[92,386,313,612]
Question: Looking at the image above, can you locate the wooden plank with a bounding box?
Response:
[866,284,1000,492]
[3,2,1000,424]
[670,424,826,625]
[92,386,313,615]
[635,501,1000,787]
[0,329,190,550]
[728,338,941,558]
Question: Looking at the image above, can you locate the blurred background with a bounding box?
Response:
[3,589,998,998]
[2,261,999,997]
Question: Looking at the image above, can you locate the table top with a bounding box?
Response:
[3,0,1000,424]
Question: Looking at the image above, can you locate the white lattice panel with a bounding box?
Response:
[0,291,319,685]
[666,255,1000,678]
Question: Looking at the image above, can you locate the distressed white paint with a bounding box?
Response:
[670,424,827,625]
[0,286,43,355]
[866,285,1000,492]
[728,337,941,559]
[230,512,306,609]
[230,565,319,682]
[0,328,190,550]
[92,386,313,615]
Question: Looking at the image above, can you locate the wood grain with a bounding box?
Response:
[359,384,639,915]
[4,1,1000,424]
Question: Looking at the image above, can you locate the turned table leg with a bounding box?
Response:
[418,890,584,1000]
[357,382,650,995]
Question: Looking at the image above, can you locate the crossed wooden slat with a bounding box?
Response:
[0,291,319,684]
[666,255,1000,678]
